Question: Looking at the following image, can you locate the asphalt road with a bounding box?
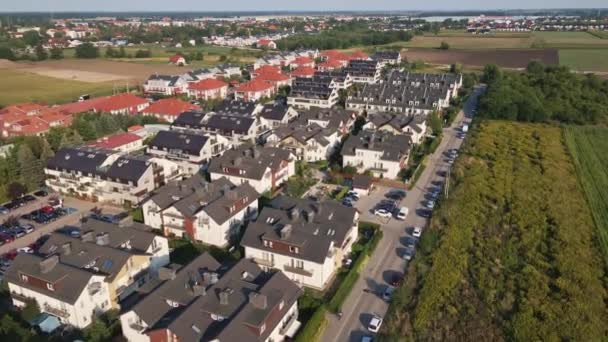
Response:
[321,86,485,342]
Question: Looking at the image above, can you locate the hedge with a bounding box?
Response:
[333,187,350,201]
[295,304,328,342]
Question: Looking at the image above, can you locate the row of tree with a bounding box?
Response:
[478,61,608,124]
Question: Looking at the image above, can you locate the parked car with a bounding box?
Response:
[12,228,26,238]
[22,195,36,202]
[342,199,353,207]
[396,207,408,220]
[361,336,373,342]
[374,208,391,218]
[419,209,432,218]
[20,224,34,234]
[382,286,395,302]
[390,274,403,287]
[347,191,360,200]
[34,190,48,197]
[385,189,406,200]
[425,200,435,209]
[368,314,383,333]
[404,236,417,248]
[0,233,15,243]
[17,246,33,254]
[403,247,415,261]
[412,227,422,238]
[0,207,8,215]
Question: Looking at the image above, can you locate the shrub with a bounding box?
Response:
[295,305,328,342]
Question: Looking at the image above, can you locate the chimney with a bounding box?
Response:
[248,292,268,310]
[95,233,110,246]
[252,147,261,159]
[158,266,177,280]
[305,210,315,223]
[81,231,94,242]
[61,242,71,255]
[289,208,299,221]
[280,224,292,240]
[203,271,219,285]
[39,255,59,274]
[219,288,232,305]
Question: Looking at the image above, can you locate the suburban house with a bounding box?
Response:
[213,99,262,117]
[171,110,208,130]
[363,112,428,144]
[265,121,342,162]
[45,147,181,206]
[142,174,258,246]
[290,66,317,78]
[257,38,277,49]
[143,75,189,96]
[141,98,199,123]
[242,196,359,290]
[259,103,299,129]
[171,108,262,143]
[94,93,150,115]
[351,174,373,196]
[88,132,144,153]
[288,76,340,109]
[254,71,292,90]
[0,110,73,137]
[289,56,315,69]
[147,130,231,175]
[120,254,302,342]
[5,253,111,328]
[252,65,282,77]
[371,51,402,66]
[187,78,229,100]
[341,130,412,179]
[346,71,462,115]
[234,79,275,102]
[298,107,357,136]
[169,54,187,66]
[208,144,295,194]
[5,219,170,328]
[343,59,382,84]
[313,71,353,89]
[317,59,343,71]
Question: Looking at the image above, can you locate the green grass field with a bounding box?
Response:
[588,30,608,39]
[0,69,115,106]
[63,44,263,59]
[559,49,608,71]
[564,126,608,263]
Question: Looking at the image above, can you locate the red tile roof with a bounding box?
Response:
[169,54,185,63]
[253,65,281,75]
[94,93,149,113]
[2,117,50,136]
[318,59,344,69]
[142,98,199,117]
[292,56,314,65]
[256,72,291,83]
[290,66,317,77]
[54,96,109,115]
[89,132,143,149]
[235,79,274,92]
[257,39,273,45]
[0,103,48,116]
[188,78,229,91]
[127,125,144,132]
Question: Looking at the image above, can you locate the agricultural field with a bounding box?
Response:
[558,49,608,72]
[0,68,115,106]
[589,30,608,39]
[426,30,532,38]
[405,35,531,49]
[402,48,559,68]
[564,126,608,262]
[531,31,608,48]
[380,121,608,341]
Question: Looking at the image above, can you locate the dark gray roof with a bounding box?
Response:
[352,174,372,189]
[149,130,210,156]
[241,196,358,264]
[208,144,292,181]
[342,129,412,162]
[259,103,292,121]
[298,108,356,131]
[367,112,417,132]
[270,122,334,146]
[147,74,182,87]
[172,111,208,129]
[213,99,258,117]
[4,253,95,304]
[46,147,111,175]
[371,51,401,61]
[344,60,380,78]
[104,156,152,184]
[147,173,209,210]
[75,219,158,253]
[290,76,335,100]
[202,115,256,136]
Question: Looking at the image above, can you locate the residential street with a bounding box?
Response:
[321,86,485,342]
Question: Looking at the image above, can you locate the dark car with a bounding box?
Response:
[3,202,18,210]
[390,274,403,287]
[22,195,36,202]
[419,209,432,218]
[34,190,48,197]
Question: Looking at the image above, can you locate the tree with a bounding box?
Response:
[428,111,444,136]
[450,63,462,73]
[22,30,40,47]
[219,55,227,62]
[439,41,450,50]
[105,46,117,58]
[16,144,41,189]
[75,42,99,59]
[34,44,47,61]
[40,139,55,160]
[7,182,26,200]
[134,49,151,58]
[482,64,502,84]
[526,60,545,77]
[20,299,40,322]
[49,46,63,60]
[0,46,15,60]
[118,46,126,58]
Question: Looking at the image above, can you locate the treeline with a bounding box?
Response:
[276,21,413,50]
[380,121,608,341]
[0,113,159,202]
[478,61,608,124]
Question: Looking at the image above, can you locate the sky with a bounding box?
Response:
[1,0,606,12]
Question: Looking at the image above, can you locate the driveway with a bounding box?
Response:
[321,86,485,342]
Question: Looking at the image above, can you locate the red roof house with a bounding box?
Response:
[94,93,150,115]
[54,96,110,115]
[290,56,314,68]
[169,54,187,66]
[187,78,229,100]
[141,98,199,123]
[290,66,317,78]
[257,39,277,49]
[88,132,144,152]
[350,51,370,60]
[252,65,281,77]
[318,59,345,71]
[255,72,292,89]
[234,79,275,102]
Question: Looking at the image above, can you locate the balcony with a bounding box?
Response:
[129,322,146,333]
[43,303,70,318]
[253,257,274,268]
[284,264,313,277]
[279,313,301,337]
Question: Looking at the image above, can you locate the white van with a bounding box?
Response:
[396,207,408,220]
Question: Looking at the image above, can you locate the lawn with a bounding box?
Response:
[564,126,608,263]
[559,49,608,71]
[589,30,608,39]
[531,31,608,48]
[0,69,115,106]
[404,35,531,49]
[63,44,263,60]
[380,121,608,341]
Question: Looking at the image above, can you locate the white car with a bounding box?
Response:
[17,247,33,254]
[374,208,391,218]
[368,314,383,333]
[425,200,435,209]
[412,227,422,238]
[396,207,408,220]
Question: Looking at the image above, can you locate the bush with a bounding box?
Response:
[439,41,450,50]
[295,304,328,342]
[333,187,349,201]
[75,42,99,59]
[328,270,360,313]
